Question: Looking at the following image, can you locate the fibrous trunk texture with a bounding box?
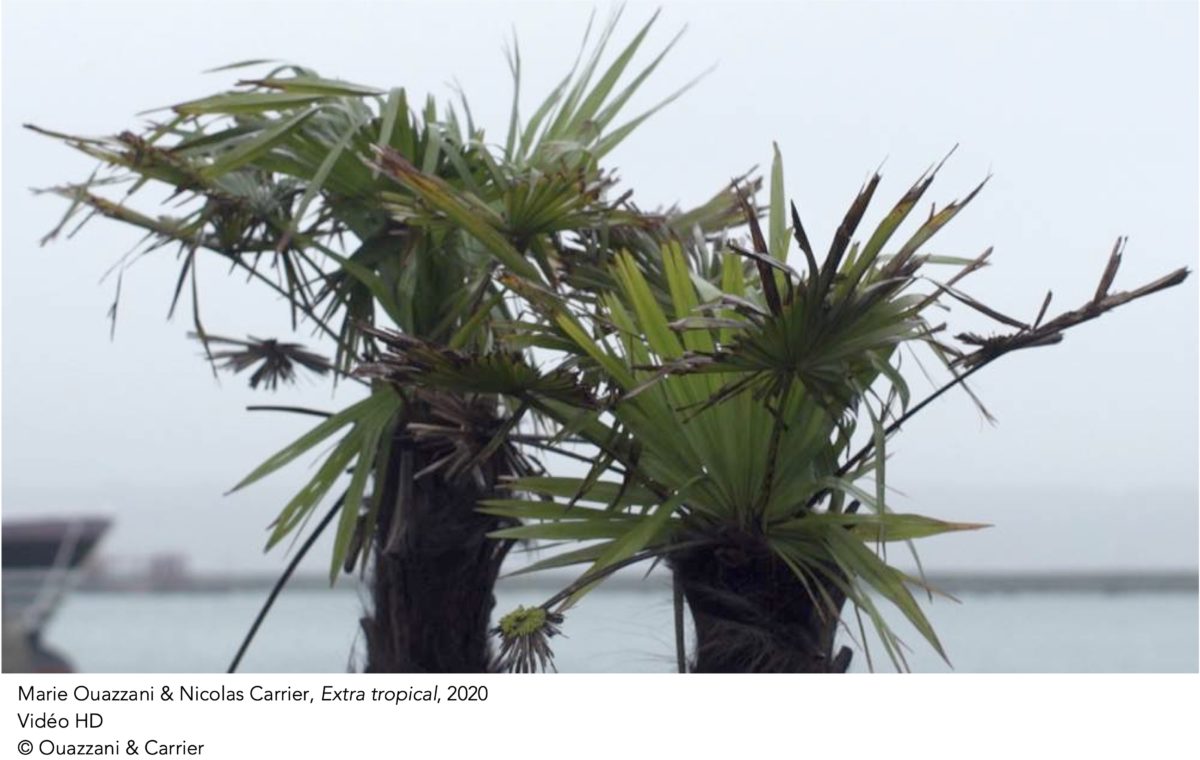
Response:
[671,537,852,673]
[359,403,515,673]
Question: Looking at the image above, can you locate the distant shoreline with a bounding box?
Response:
[77,570,1199,595]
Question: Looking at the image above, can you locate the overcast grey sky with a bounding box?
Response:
[2,0,1196,573]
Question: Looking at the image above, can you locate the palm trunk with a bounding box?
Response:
[358,398,517,673]
[671,537,852,673]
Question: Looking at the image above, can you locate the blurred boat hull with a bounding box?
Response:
[2,517,110,672]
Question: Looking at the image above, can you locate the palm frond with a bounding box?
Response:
[193,333,330,390]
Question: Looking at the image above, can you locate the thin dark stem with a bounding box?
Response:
[538,540,714,613]
[847,360,992,477]
[673,573,687,673]
[514,436,625,474]
[510,434,592,444]
[227,494,345,673]
[526,398,670,502]
[246,405,333,418]
[756,377,792,518]
[829,359,993,515]
[220,250,348,353]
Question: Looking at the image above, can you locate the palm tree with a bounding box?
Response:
[31,10,746,672]
[37,8,1181,674]
[360,146,1188,672]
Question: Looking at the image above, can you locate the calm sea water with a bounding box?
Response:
[40,583,1198,673]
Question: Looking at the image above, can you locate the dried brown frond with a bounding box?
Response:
[192,333,330,390]
[953,240,1189,369]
